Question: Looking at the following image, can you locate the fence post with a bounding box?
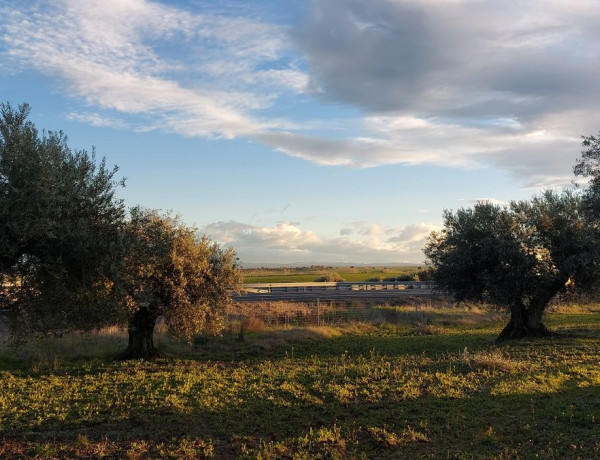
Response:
[317,298,320,327]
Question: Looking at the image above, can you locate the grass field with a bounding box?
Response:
[1,303,600,458]
[242,266,425,283]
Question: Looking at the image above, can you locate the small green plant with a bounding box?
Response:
[33,443,57,458]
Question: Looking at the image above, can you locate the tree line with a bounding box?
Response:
[3,101,600,353]
[0,103,241,358]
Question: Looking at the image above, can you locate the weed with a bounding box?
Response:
[412,321,445,335]
[242,317,266,332]
[461,347,522,372]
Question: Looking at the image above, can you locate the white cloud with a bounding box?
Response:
[1,0,599,187]
[202,221,322,251]
[201,220,441,264]
[340,222,386,236]
[257,115,580,187]
[0,0,304,138]
[66,111,129,130]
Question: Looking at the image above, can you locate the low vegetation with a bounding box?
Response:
[242,266,428,284]
[1,302,599,458]
[314,272,346,282]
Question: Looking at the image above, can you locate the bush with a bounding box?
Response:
[394,273,421,282]
[395,275,412,281]
[315,273,345,282]
[242,317,266,332]
[416,269,434,281]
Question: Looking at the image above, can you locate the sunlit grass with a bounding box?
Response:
[1,304,600,458]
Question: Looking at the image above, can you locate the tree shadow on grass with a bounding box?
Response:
[184,325,502,364]
[3,319,599,455]
[6,380,600,459]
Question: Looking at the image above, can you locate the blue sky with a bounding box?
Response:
[2,0,599,265]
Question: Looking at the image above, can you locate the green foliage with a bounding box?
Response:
[0,102,127,334]
[574,131,600,190]
[425,202,525,304]
[424,191,597,339]
[385,270,427,282]
[0,104,241,352]
[574,132,600,235]
[124,208,242,344]
[366,276,384,282]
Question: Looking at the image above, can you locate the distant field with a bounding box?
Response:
[242,265,426,283]
[1,303,599,458]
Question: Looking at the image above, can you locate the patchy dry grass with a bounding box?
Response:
[228,298,506,330]
[461,347,524,372]
[1,304,600,458]
[411,321,446,336]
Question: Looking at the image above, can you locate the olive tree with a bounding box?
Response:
[121,208,241,359]
[574,132,600,219]
[0,103,127,334]
[1,103,242,358]
[424,190,595,341]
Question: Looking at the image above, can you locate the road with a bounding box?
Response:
[233,282,436,302]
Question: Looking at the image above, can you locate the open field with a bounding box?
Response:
[1,303,600,458]
[242,266,425,284]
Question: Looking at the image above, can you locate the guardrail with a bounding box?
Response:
[241,281,434,294]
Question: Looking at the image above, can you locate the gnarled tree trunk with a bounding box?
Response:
[119,306,160,359]
[496,300,552,342]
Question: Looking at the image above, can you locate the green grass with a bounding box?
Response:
[1,306,600,458]
[242,266,425,283]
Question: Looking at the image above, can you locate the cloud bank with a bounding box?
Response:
[2,0,599,187]
[288,0,600,185]
[201,220,439,264]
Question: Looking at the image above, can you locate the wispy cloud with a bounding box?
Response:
[2,0,599,186]
[1,0,303,138]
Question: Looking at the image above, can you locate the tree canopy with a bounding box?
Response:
[574,132,600,220]
[121,208,241,358]
[0,102,127,334]
[1,103,241,358]
[574,132,600,188]
[424,190,597,341]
